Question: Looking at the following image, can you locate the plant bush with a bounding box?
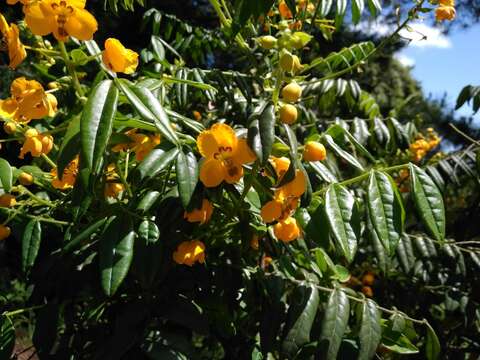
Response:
[0,0,479,359]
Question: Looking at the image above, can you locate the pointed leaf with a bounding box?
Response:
[425,322,440,360]
[325,184,358,262]
[0,158,12,192]
[367,170,403,255]
[0,316,14,359]
[100,215,135,296]
[21,219,42,273]
[130,147,179,185]
[282,285,319,357]
[409,163,445,243]
[319,288,350,360]
[176,150,198,208]
[358,299,382,360]
[324,134,364,171]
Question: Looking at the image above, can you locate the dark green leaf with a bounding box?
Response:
[319,288,350,360]
[130,147,179,185]
[281,285,319,357]
[409,163,445,243]
[62,218,109,253]
[367,170,402,255]
[80,80,119,174]
[425,322,440,360]
[99,215,135,296]
[325,184,358,262]
[176,150,198,208]
[358,300,381,360]
[57,116,80,176]
[0,316,14,359]
[324,134,364,171]
[21,219,42,272]
[115,79,179,145]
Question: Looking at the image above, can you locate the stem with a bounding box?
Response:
[208,0,250,50]
[41,153,57,169]
[18,186,56,207]
[24,45,61,57]
[116,160,133,198]
[2,304,46,317]
[312,163,409,196]
[58,41,85,98]
[449,123,480,146]
[0,208,70,225]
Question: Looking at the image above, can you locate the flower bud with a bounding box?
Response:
[258,35,277,49]
[18,172,34,186]
[3,122,17,135]
[0,225,11,241]
[281,82,302,103]
[279,104,298,124]
[303,141,327,162]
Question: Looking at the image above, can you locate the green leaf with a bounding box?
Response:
[396,233,416,273]
[151,35,166,62]
[80,79,119,173]
[319,0,334,17]
[0,316,14,359]
[351,0,365,24]
[99,215,135,296]
[319,288,350,359]
[335,0,348,26]
[115,78,179,145]
[358,300,381,360]
[22,219,42,272]
[281,285,319,357]
[325,184,358,262]
[0,158,13,192]
[425,321,440,360]
[367,170,403,255]
[367,0,381,17]
[134,220,161,287]
[248,103,275,164]
[130,147,179,185]
[409,163,446,242]
[283,124,298,160]
[309,161,338,183]
[381,326,419,354]
[176,150,198,208]
[62,218,109,253]
[324,134,364,171]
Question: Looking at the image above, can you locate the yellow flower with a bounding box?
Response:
[0,12,27,69]
[24,0,98,41]
[184,199,214,224]
[0,194,16,208]
[0,77,57,123]
[0,224,11,241]
[303,141,327,162]
[173,240,206,266]
[197,123,256,188]
[270,156,291,180]
[51,156,78,189]
[439,0,454,6]
[112,129,161,161]
[435,5,455,21]
[273,216,301,242]
[103,164,124,198]
[19,128,53,159]
[102,38,139,74]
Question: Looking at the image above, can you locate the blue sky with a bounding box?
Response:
[396,23,480,123]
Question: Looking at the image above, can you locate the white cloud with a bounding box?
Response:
[395,54,415,67]
[352,21,452,49]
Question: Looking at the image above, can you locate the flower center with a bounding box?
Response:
[51,1,74,37]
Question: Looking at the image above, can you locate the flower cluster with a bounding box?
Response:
[409,130,441,162]
[261,156,306,242]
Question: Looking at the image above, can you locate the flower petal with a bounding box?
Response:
[199,158,226,188]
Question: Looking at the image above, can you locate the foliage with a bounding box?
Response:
[0,0,479,359]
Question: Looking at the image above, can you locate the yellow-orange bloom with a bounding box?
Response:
[173,240,206,266]
[24,0,98,41]
[0,194,16,208]
[104,182,124,198]
[273,216,301,242]
[278,1,293,18]
[197,123,256,187]
[112,130,161,161]
[102,38,139,74]
[0,12,27,69]
[0,225,11,241]
[184,199,214,224]
[435,5,455,21]
[0,77,57,123]
[51,156,78,189]
[19,129,53,159]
